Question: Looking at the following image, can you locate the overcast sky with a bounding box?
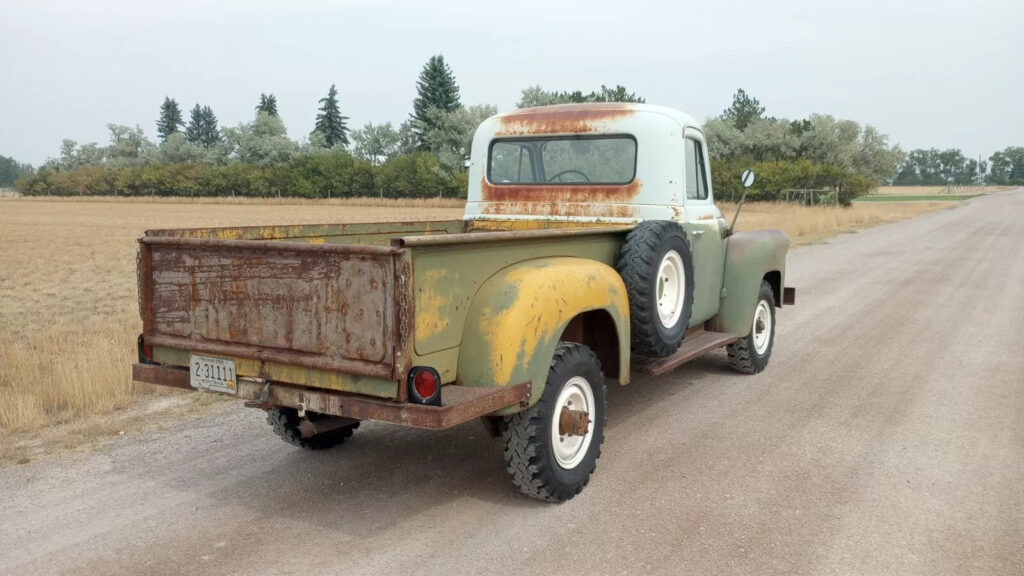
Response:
[2,0,1021,165]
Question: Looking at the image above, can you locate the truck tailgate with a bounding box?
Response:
[138,236,402,381]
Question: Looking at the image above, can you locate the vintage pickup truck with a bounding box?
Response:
[133,103,794,502]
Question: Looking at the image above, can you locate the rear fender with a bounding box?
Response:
[712,229,790,337]
[457,257,630,414]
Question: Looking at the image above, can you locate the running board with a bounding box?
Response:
[632,328,737,376]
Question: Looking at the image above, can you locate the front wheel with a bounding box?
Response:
[503,342,606,502]
[726,280,776,374]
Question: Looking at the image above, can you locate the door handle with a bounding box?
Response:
[691,230,705,237]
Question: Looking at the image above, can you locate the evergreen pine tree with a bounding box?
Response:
[256,93,279,117]
[185,104,203,144]
[311,84,349,148]
[199,106,222,148]
[157,97,184,141]
[410,55,462,148]
[186,104,222,148]
[722,89,765,130]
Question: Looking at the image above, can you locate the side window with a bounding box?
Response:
[684,138,708,200]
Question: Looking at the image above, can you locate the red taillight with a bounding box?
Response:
[414,370,438,399]
[408,367,441,406]
[137,334,154,363]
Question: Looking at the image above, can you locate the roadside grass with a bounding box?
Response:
[873,185,1010,196]
[854,194,978,202]
[0,197,950,464]
[720,200,948,244]
[0,200,463,464]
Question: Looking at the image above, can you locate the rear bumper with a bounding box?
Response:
[132,363,529,430]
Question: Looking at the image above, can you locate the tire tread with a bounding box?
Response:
[503,343,605,502]
[267,408,358,450]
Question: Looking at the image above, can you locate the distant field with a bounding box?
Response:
[873,185,1010,196]
[0,197,950,465]
[856,194,978,202]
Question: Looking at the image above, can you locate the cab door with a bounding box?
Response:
[681,131,727,325]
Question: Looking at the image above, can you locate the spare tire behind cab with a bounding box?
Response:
[617,220,695,358]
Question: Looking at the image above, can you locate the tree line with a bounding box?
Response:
[0,155,33,187]
[8,60,1024,197]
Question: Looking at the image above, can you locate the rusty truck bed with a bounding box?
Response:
[133,218,633,427]
[137,220,465,398]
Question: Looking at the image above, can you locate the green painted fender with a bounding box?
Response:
[712,229,790,337]
[457,257,630,413]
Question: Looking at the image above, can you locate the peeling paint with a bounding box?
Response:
[495,103,638,136]
[457,257,630,410]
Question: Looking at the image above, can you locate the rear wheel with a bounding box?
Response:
[727,280,776,374]
[267,408,359,450]
[503,343,606,502]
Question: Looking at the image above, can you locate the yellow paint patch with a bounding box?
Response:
[414,268,454,342]
[477,258,626,386]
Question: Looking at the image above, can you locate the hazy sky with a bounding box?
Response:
[2,0,1021,165]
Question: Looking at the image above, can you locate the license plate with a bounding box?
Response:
[189,354,238,395]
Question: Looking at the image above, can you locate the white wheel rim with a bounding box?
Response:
[656,250,686,328]
[550,376,595,469]
[752,299,772,354]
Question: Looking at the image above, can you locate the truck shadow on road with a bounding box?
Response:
[156,354,733,538]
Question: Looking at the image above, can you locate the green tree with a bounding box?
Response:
[987,146,1024,185]
[158,132,206,163]
[722,89,765,130]
[256,93,279,117]
[157,97,185,142]
[410,54,462,147]
[704,113,903,184]
[311,84,350,148]
[105,124,154,167]
[186,104,222,148]
[895,148,979,185]
[223,112,299,166]
[185,103,223,147]
[421,104,497,177]
[351,122,401,165]
[516,84,645,108]
[0,155,33,186]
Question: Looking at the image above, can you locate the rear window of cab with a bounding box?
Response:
[488,135,637,185]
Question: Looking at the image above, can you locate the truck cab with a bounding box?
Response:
[465,103,730,326]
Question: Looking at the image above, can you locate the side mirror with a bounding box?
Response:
[741,169,756,188]
[730,169,756,234]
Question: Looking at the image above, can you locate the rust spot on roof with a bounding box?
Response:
[495,103,638,136]
[480,177,642,204]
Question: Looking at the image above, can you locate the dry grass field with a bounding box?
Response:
[0,196,949,465]
[872,185,1010,196]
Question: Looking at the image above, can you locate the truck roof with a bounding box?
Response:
[483,102,701,137]
[465,102,713,223]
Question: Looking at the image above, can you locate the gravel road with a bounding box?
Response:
[2,190,1021,576]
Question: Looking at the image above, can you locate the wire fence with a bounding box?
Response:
[784,188,839,205]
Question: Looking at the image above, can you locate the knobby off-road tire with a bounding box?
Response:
[267,408,359,450]
[617,220,695,357]
[503,343,606,502]
[727,280,776,374]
